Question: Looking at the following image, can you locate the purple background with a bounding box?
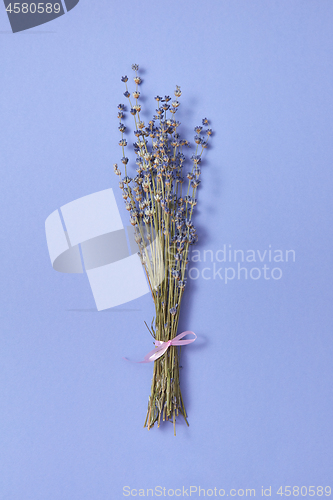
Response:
[1,1,333,498]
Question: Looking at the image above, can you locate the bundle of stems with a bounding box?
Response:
[114,64,212,435]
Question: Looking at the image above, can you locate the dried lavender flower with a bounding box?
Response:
[113,64,212,435]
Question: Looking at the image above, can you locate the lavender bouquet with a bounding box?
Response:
[114,64,212,435]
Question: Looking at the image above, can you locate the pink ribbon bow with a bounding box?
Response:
[137,331,197,363]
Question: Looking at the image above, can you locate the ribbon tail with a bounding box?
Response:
[139,343,169,363]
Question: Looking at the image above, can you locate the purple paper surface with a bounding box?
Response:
[1,1,332,498]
